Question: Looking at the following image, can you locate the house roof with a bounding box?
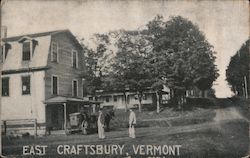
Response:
[2,29,83,50]
[2,29,68,42]
[1,29,83,72]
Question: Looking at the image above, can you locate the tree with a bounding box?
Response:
[81,33,111,98]
[83,15,219,113]
[111,30,154,112]
[226,39,250,97]
[145,15,219,103]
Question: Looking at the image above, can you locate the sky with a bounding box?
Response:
[2,0,249,98]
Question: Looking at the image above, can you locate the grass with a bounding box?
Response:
[110,107,216,128]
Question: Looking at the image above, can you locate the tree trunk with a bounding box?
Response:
[156,91,160,113]
[124,92,128,112]
[138,96,142,113]
[201,90,205,98]
[242,80,245,97]
[171,89,178,105]
[170,88,174,101]
[244,76,248,99]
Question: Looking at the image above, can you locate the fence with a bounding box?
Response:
[1,119,38,136]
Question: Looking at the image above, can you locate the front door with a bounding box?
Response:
[46,105,64,130]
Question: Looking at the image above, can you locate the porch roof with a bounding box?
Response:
[44,96,102,105]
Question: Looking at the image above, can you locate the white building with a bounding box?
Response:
[1,30,90,135]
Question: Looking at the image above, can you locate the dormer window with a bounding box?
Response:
[22,41,31,61]
[51,42,58,62]
[18,36,37,61]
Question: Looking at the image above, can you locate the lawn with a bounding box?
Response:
[110,107,216,128]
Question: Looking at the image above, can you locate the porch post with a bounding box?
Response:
[93,104,96,113]
[63,103,67,130]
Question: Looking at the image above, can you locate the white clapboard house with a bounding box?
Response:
[1,30,94,135]
[90,86,171,110]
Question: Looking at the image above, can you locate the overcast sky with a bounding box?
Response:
[2,0,249,98]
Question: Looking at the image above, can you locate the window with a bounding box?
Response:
[51,42,58,62]
[143,94,147,100]
[72,50,78,68]
[22,76,30,95]
[105,96,110,102]
[113,96,118,102]
[22,42,31,61]
[89,97,93,101]
[72,79,78,97]
[2,77,9,96]
[52,76,58,95]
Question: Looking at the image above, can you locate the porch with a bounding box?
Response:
[44,96,101,134]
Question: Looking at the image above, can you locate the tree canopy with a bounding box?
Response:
[82,15,219,110]
[146,16,218,99]
[226,39,250,97]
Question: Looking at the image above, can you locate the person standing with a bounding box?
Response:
[97,110,105,139]
[129,108,136,138]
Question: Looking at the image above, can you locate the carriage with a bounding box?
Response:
[65,112,98,135]
[65,102,100,135]
[65,103,114,135]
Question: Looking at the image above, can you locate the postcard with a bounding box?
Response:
[1,0,249,157]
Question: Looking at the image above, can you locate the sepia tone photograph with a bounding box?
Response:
[0,0,249,157]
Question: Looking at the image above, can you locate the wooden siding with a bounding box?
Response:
[45,33,86,99]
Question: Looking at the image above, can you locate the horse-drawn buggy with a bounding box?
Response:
[65,112,96,135]
[65,103,114,135]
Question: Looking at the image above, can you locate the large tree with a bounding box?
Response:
[226,39,250,97]
[146,15,219,103]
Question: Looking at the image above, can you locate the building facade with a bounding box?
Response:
[1,30,86,135]
[91,87,171,110]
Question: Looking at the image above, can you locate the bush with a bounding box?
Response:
[22,132,30,138]
[186,97,215,107]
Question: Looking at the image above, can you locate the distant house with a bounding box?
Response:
[1,30,92,135]
[90,87,171,110]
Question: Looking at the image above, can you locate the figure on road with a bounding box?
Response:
[129,108,136,138]
[104,109,115,132]
[98,109,105,139]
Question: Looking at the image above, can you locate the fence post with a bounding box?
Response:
[34,119,37,137]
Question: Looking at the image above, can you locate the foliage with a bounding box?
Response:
[146,16,219,99]
[82,15,219,108]
[81,33,111,96]
[109,30,155,111]
[226,39,250,96]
